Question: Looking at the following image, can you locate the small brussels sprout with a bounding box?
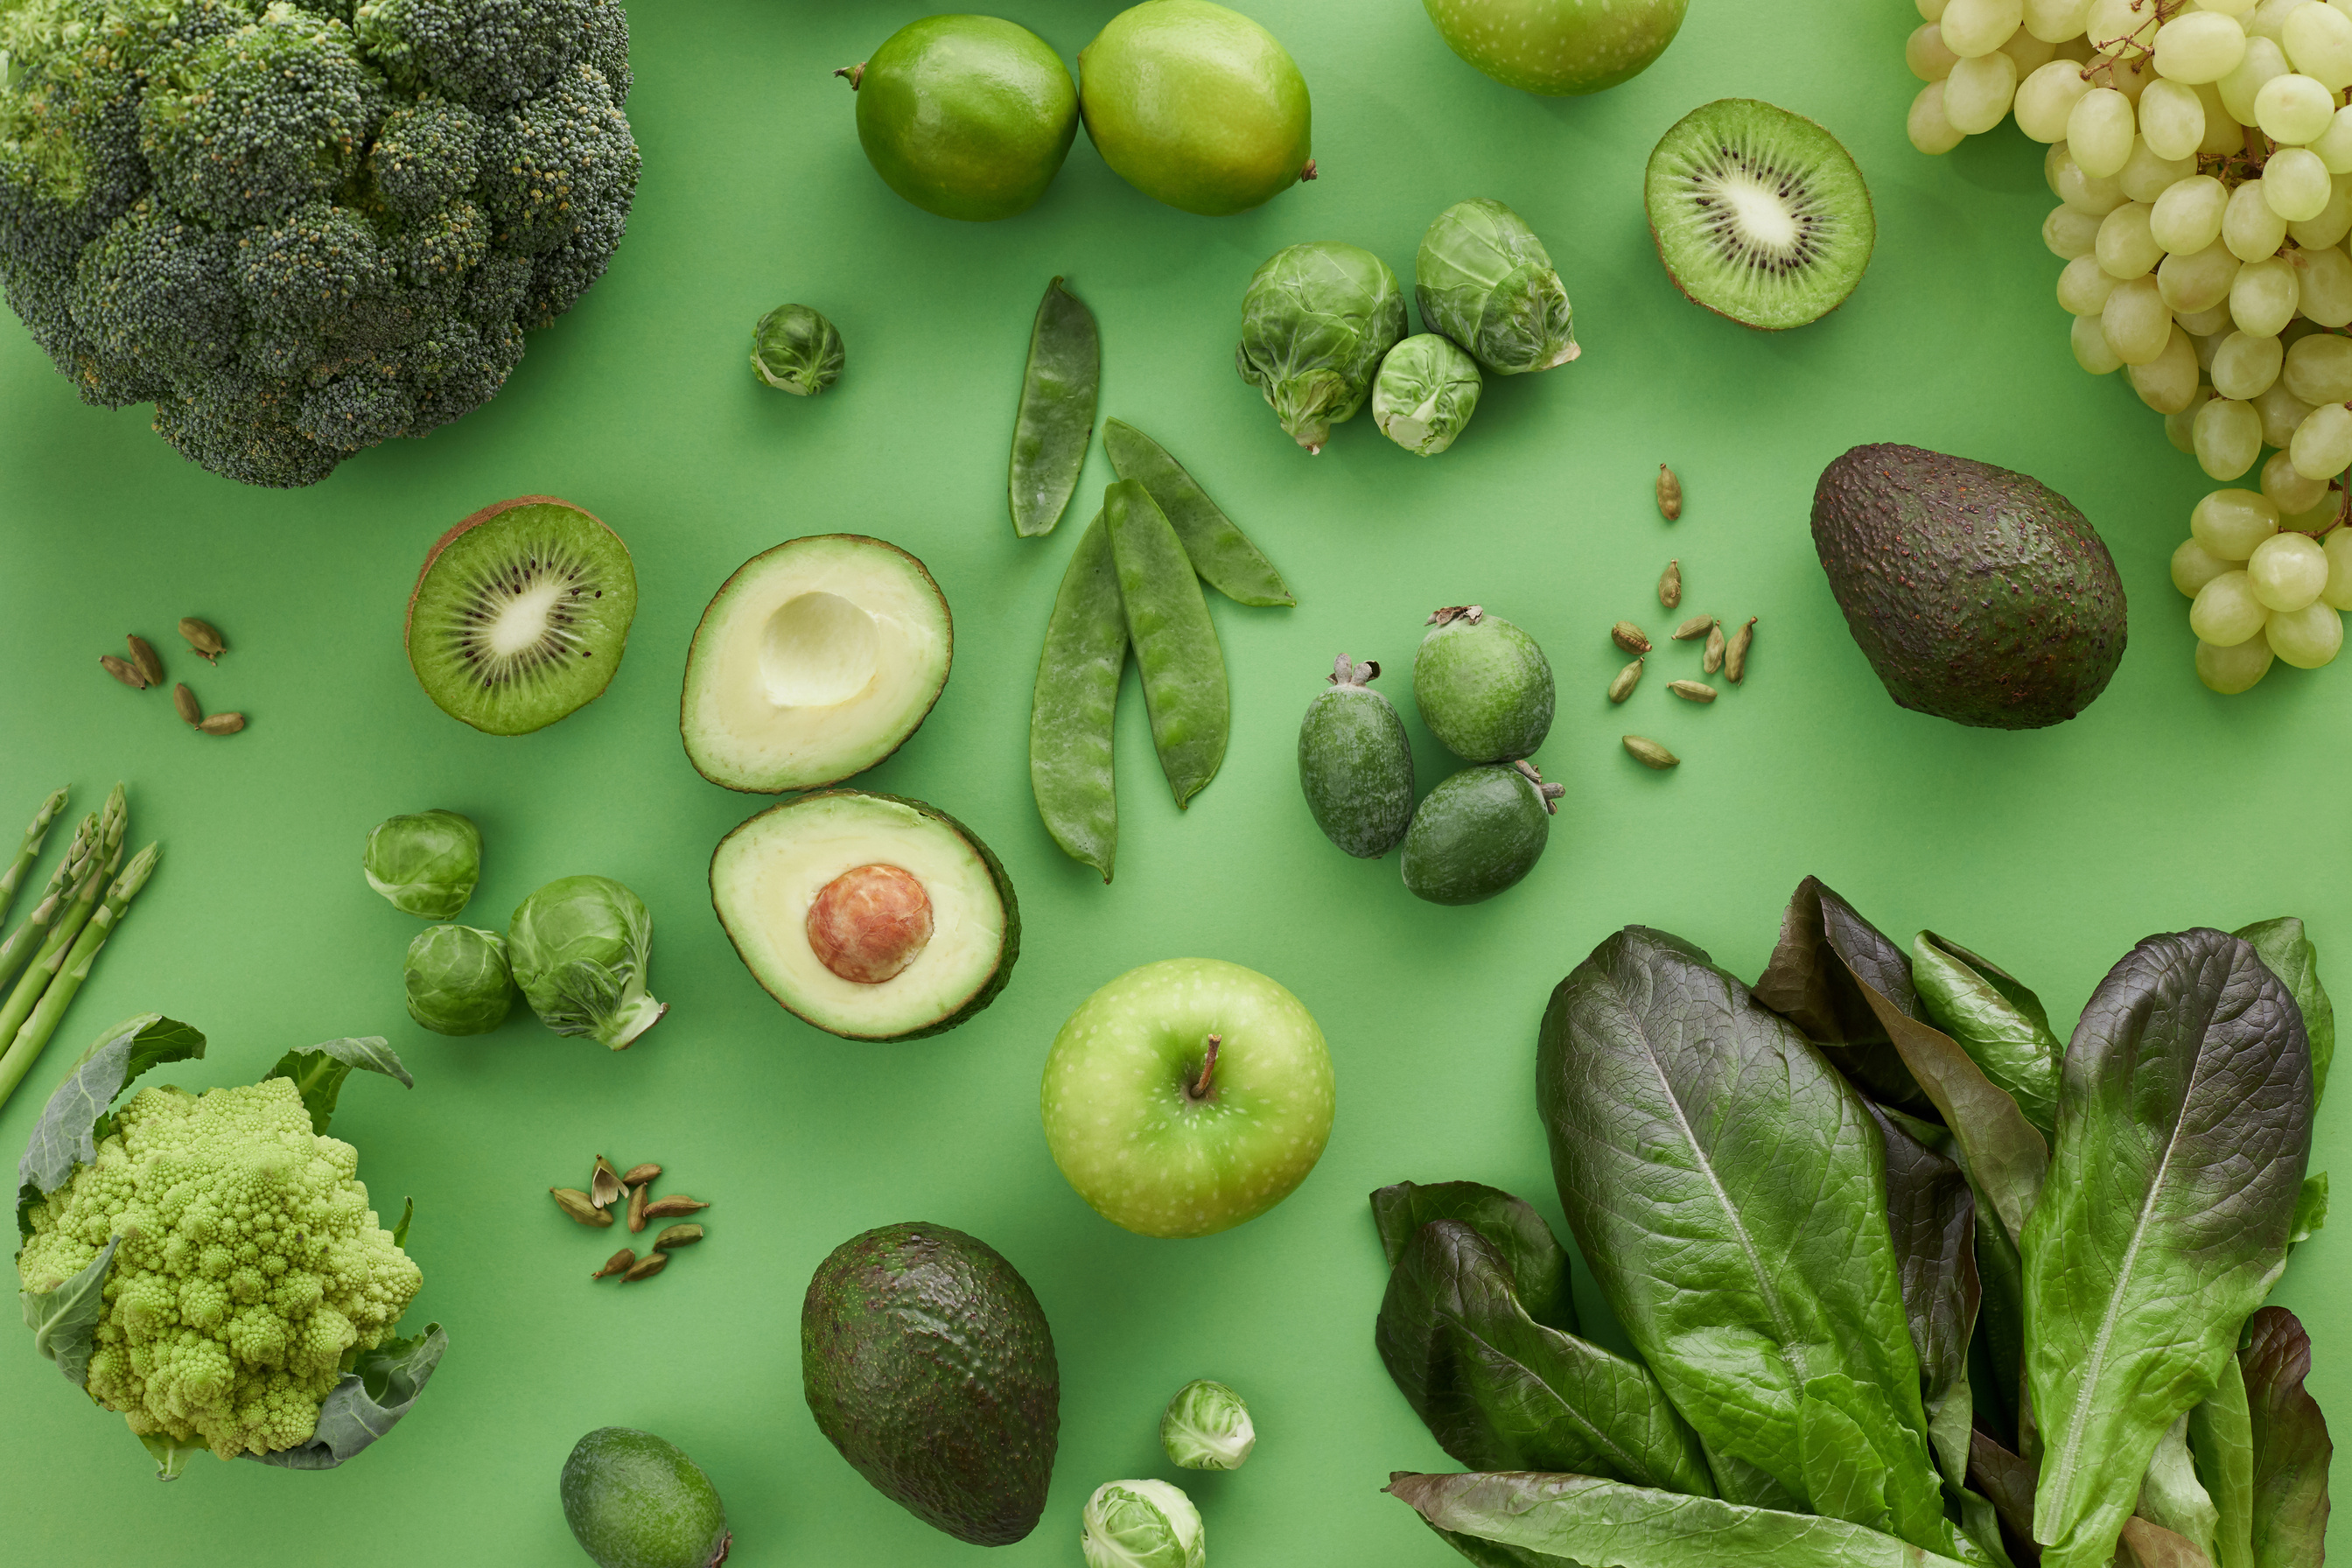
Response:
[1159,1379,1255,1470]
[752,304,845,396]
[1373,334,1483,457]
[362,809,482,919]
[1080,1479,1204,1568]
[403,925,517,1036]
[1416,198,1579,375]
[508,875,667,1050]
[1235,242,1407,453]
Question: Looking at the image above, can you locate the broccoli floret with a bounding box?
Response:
[0,0,636,486]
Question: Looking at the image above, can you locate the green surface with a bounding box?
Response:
[0,0,2342,1563]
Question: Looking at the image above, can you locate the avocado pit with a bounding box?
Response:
[808,863,934,984]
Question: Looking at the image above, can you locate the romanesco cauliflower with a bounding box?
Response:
[15,1074,421,1460]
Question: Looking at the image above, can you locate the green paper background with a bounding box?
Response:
[0,0,2341,1560]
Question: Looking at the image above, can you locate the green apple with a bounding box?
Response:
[1041,958,1334,1239]
[1423,0,1689,96]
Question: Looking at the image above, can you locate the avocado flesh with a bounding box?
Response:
[682,535,952,792]
[802,1222,1060,1546]
[710,791,1017,1041]
[1811,444,2127,731]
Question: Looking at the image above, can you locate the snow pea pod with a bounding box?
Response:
[1105,479,1228,808]
[1028,510,1124,881]
[1102,418,1295,606]
[1009,276,1100,538]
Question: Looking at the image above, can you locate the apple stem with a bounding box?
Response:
[1189,1035,1222,1101]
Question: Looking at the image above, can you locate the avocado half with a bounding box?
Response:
[710,791,1018,1041]
[682,535,952,792]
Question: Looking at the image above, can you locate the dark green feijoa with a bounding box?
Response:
[1030,511,1125,881]
[1416,199,1579,375]
[1236,242,1407,453]
[750,304,844,396]
[803,1222,1060,1545]
[1298,655,1415,858]
[1373,333,1483,456]
[1401,760,1565,906]
[559,1427,731,1568]
[1107,480,1229,808]
[1010,277,1100,538]
[1414,606,1555,764]
[1103,418,1294,606]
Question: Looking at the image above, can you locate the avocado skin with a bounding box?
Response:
[558,1427,731,1568]
[1811,444,2126,730]
[1400,765,1555,905]
[803,1222,1060,1546]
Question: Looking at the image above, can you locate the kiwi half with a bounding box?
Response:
[1645,99,1875,332]
[405,496,639,735]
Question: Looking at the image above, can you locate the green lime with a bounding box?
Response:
[1079,1,1312,218]
[846,15,1078,223]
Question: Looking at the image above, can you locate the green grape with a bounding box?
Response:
[2104,273,2175,361]
[2072,311,2126,373]
[1921,0,1950,20]
[2264,146,2334,220]
[2224,178,2292,257]
[2255,72,2336,141]
[2132,326,2202,410]
[2003,27,2059,73]
[2096,200,2164,276]
[1945,0,2027,54]
[2068,88,2139,176]
[2054,144,2131,212]
[2220,35,2290,124]
[2231,255,2301,334]
[2247,528,2333,609]
[2285,185,2352,247]
[2045,201,2101,257]
[2174,535,2238,595]
[1949,52,2020,133]
[1910,82,1968,153]
[2290,399,2352,478]
[2265,598,2346,665]
[2151,173,2229,251]
[2281,329,2352,401]
[2166,385,2216,451]
[2320,528,2352,606]
[2200,0,2259,25]
[2196,634,2277,693]
[2156,10,2251,80]
[2262,444,2333,511]
[2020,60,2093,137]
[2191,569,2272,643]
[2295,244,2352,325]
[2283,0,2352,88]
[2159,240,2240,311]
[2088,0,2160,52]
[2059,253,2124,312]
[2250,0,2306,48]
[2138,76,2211,156]
[2200,80,2250,154]
[2120,137,2195,200]
[2025,0,2090,38]
[2212,329,2285,398]
[2256,379,2317,446]
[2311,104,2352,168]
[2194,396,2266,477]
[2192,486,2283,556]
[1910,21,1962,78]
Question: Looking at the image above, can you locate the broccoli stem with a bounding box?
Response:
[0,786,123,1066]
[0,841,159,1110]
[0,787,69,926]
[0,808,99,993]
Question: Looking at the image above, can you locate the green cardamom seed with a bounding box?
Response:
[621,1252,669,1283]
[197,713,245,736]
[172,683,202,727]
[1703,620,1727,674]
[621,1163,662,1186]
[1623,736,1680,770]
[99,654,148,690]
[551,1187,613,1228]
[1607,656,1644,704]
[126,634,164,686]
[1668,680,1717,704]
[178,617,226,663]
[654,1223,705,1250]
[1727,617,1757,683]
[591,1155,624,1209]
[626,1181,649,1234]
[592,1248,635,1280]
[1671,614,1716,641]
[1611,620,1652,654]
[1658,560,1682,609]
[643,1194,710,1220]
[1656,465,1684,521]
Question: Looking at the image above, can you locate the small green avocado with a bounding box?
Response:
[559,1427,731,1568]
[1413,605,1555,762]
[1811,444,2127,729]
[844,16,1078,222]
[802,1222,1060,1546]
[1401,761,1565,905]
[1298,654,1415,858]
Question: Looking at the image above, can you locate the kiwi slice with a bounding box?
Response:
[1645,98,1875,332]
[405,496,639,735]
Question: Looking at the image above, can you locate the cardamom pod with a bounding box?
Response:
[197,713,245,735]
[626,1181,649,1234]
[99,654,148,690]
[1607,657,1644,704]
[592,1248,635,1280]
[591,1155,624,1209]
[1727,617,1757,683]
[1611,620,1652,654]
[643,1194,710,1220]
[621,1163,662,1186]
[172,683,202,727]
[1656,464,1684,522]
[1671,614,1716,641]
[1668,680,1718,704]
[179,617,226,663]
[1703,620,1727,675]
[654,1223,704,1250]
[1623,736,1681,770]
[551,1187,612,1227]
[1658,560,1681,609]
[621,1252,669,1283]
[127,634,164,686]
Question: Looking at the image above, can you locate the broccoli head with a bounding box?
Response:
[16,1074,423,1460]
[0,0,636,486]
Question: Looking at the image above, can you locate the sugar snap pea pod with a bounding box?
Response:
[1029,511,1125,881]
[1106,479,1228,808]
[1102,418,1295,606]
[1009,276,1100,538]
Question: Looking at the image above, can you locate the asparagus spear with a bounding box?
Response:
[0,809,96,993]
[0,787,67,925]
[0,785,123,1052]
[0,841,159,1110]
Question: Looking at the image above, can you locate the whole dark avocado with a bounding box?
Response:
[1810,444,2126,729]
[802,1222,1059,1545]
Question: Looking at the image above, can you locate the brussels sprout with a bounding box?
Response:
[1373,334,1484,457]
[403,925,517,1036]
[1159,1379,1255,1470]
[362,809,482,919]
[1080,1479,1204,1568]
[1235,242,1407,453]
[508,875,667,1050]
[752,304,845,396]
[1416,199,1579,375]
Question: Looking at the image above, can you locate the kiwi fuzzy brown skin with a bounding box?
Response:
[678,535,954,794]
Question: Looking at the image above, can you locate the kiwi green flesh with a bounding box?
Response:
[408,500,639,736]
[1645,98,1874,332]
